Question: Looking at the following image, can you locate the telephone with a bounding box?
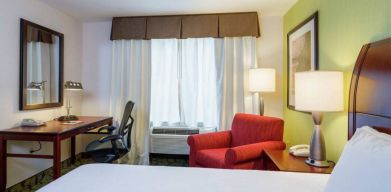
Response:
[289,144,310,157]
[21,119,46,127]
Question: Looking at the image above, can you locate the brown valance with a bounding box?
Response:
[219,13,260,37]
[182,15,219,38]
[111,12,260,40]
[146,16,182,39]
[27,27,53,44]
[111,17,147,39]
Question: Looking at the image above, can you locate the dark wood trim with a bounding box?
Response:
[348,44,370,139]
[7,154,53,159]
[286,11,319,111]
[150,153,189,160]
[348,37,391,139]
[0,138,6,192]
[19,19,64,111]
[53,136,61,179]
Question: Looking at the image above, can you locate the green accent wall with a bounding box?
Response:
[283,0,391,161]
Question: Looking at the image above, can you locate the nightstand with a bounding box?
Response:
[263,150,334,174]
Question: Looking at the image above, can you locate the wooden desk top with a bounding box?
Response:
[264,150,334,174]
[0,116,112,135]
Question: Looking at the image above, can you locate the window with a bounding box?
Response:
[150,38,218,128]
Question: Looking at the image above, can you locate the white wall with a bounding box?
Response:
[257,15,284,118]
[80,22,112,116]
[80,21,112,146]
[0,0,83,187]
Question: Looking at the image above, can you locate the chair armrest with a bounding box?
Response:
[225,141,286,165]
[187,131,231,151]
[187,131,231,167]
[98,135,122,143]
[98,126,117,134]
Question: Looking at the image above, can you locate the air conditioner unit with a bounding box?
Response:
[150,126,216,155]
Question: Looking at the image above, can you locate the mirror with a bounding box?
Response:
[20,19,64,110]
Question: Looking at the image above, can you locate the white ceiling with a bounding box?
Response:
[39,0,297,21]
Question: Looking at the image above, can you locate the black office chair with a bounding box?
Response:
[86,101,135,163]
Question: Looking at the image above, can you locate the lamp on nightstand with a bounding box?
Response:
[249,68,276,115]
[295,71,343,167]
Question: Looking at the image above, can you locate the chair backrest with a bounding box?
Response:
[118,101,135,150]
[230,113,284,147]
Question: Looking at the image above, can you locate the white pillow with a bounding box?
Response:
[325,126,391,192]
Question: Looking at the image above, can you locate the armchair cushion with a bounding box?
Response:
[196,148,229,168]
[231,113,284,147]
[225,141,286,164]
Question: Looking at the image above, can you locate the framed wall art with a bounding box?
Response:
[287,11,319,110]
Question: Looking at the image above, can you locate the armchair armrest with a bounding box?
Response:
[187,131,231,167]
[225,141,286,165]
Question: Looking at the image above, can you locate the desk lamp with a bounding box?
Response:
[58,81,83,121]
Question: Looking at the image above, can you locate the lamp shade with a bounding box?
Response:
[249,68,276,92]
[64,81,83,91]
[295,71,343,112]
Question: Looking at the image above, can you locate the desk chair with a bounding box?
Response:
[86,101,134,163]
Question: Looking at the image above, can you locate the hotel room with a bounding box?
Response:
[0,0,390,191]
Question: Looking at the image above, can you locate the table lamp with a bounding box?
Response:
[249,68,276,115]
[295,71,343,167]
[58,81,83,121]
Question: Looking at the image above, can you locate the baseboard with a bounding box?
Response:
[150,153,189,159]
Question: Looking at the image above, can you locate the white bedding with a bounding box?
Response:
[38,164,329,192]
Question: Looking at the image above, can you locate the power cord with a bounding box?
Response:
[30,141,42,153]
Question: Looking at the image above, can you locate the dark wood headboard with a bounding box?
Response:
[348,37,391,139]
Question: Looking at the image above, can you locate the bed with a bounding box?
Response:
[38,165,329,192]
[38,37,391,192]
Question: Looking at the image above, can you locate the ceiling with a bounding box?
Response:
[39,0,297,22]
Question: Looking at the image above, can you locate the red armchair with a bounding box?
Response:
[187,113,285,170]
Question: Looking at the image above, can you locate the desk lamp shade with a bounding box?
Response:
[64,81,83,90]
[295,71,343,167]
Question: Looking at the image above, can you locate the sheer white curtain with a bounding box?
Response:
[215,37,258,131]
[150,39,181,125]
[150,38,219,128]
[110,40,151,165]
[181,38,218,127]
[26,42,56,104]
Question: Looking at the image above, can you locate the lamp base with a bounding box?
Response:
[305,158,331,168]
[57,115,79,121]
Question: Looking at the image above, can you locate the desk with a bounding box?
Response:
[0,116,112,191]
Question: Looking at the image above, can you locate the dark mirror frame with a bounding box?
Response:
[19,19,64,110]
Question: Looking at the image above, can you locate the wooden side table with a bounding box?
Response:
[263,150,334,174]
